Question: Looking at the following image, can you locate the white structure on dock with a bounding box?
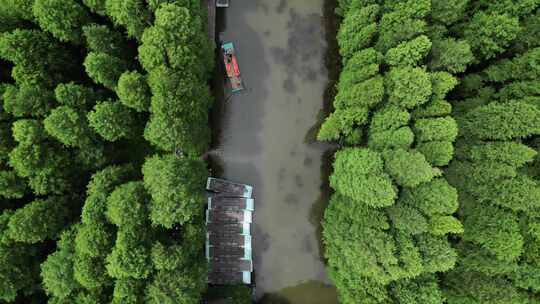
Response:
[216,0,229,7]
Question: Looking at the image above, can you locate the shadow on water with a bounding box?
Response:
[305,0,342,146]
[257,281,338,304]
[309,147,338,265]
[306,0,341,266]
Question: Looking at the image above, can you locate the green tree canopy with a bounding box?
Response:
[84,52,128,90]
[33,0,92,44]
[460,101,540,140]
[142,154,207,228]
[105,0,151,40]
[386,67,432,109]
[117,71,151,112]
[6,196,71,243]
[383,149,440,187]
[87,100,138,142]
[464,12,521,59]
[44,106,94,148]
[330,148,397,207]
[41,226,81,300]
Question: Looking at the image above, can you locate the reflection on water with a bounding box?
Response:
[259,281,338,304]
[210,0,338,302]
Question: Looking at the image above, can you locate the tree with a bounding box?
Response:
[414,233,457,273]
[138,3,213,77]
[111,278,145,304]
[55,82,100,110]
[105,182,148,228]
[318,107,369,141]
[430,0,468,25]
[375,10,427,52]
[3,84,54,117]
[464,12,521,59]
[144,67,211,155]
[84,52,128,90]
[0,29,74,86]
[117,71,151,112]
[75,223,114,258]
[387,204,428,235]
[416,141,454,166]
[370,106,410,132]
[83,0,106,15]
[33,0,92,44]
[41,226,80,299]
[402,178,458,217]
[0,122,14,165]
[386,67,432,109]
[5,196,71,243]
[429,216,463,235]
[105,0,152,40]
[338,48,383,89]
[0,242,42,301]
[391,275,444,304]
[0,0,35,20]
[383,149,440,187]
[484,48,540,83]
[329,148,397,207]
[11,119,46,144]
[337,5,379,61]
[106,229,152,280]
[444,269,527,304]
[145,265,207,304]
[462,203,523,261]
[83,24,128,57]
[412,100,452,119]
[0,170,27,199]
[87,100,138,141]
[9,142,74,195]
[368,127,415,150]
[142,154,207,228]
[472,174,540,213]
[460,101,540,140]
[44,106,94,148]
[413,117,458,143]
[456,142,537,167]
[334,76,384,109]
[385,35,431,67]
[429,38,474,73]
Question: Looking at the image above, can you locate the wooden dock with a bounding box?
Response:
[206,178,254,285]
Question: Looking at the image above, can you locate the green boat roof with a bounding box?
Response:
[222,42,234,50]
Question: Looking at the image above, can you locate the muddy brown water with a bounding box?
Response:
[210,1,338,302]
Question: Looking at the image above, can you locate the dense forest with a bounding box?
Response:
[0,0,214,303]
[319,0,540,303]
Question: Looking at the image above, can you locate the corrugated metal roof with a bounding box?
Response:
[206,178,254,285]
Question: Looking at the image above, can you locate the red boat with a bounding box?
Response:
[222,42,244,92]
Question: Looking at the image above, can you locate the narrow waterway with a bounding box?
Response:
[211,1,338,302]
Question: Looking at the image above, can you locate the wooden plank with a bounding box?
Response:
[207,222,245,234]
[207,178,253,198]
[209,246,245,258]
[210,196,252,210]
[210,259,252,272]
[208,209,249,223]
